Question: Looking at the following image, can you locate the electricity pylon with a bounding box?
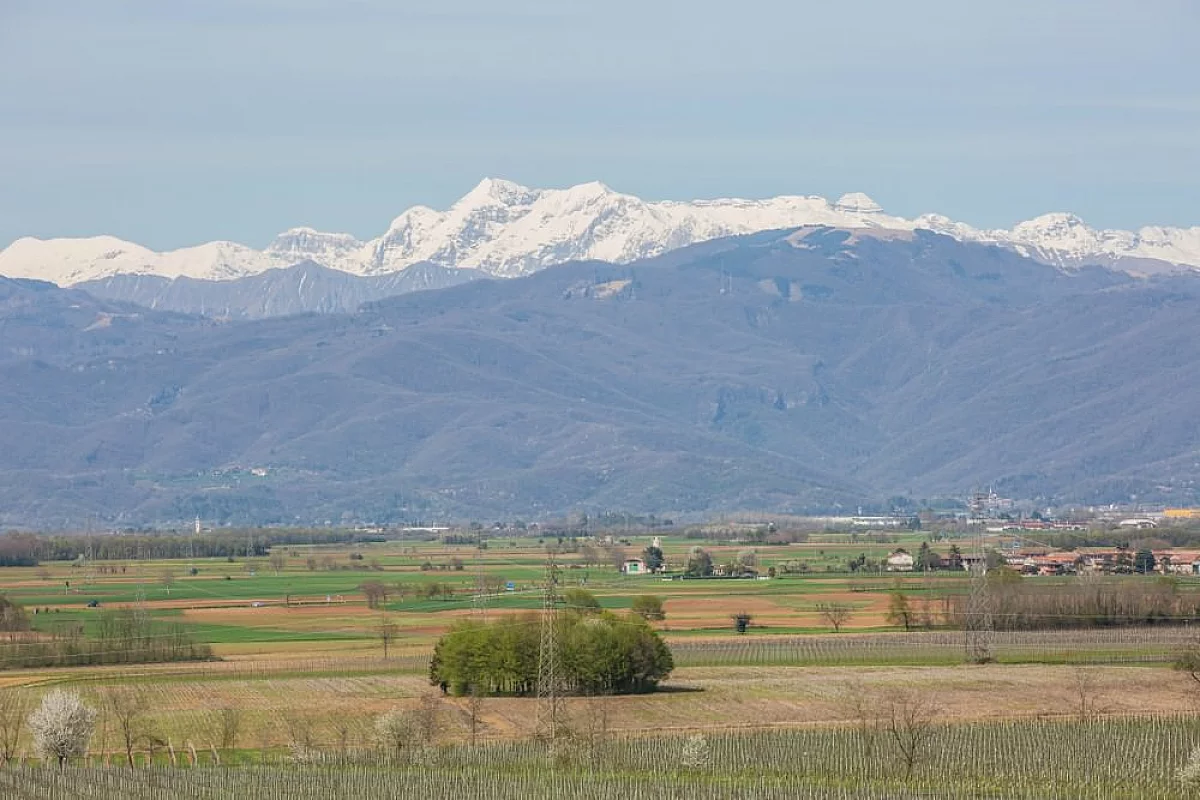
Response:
[535,553,561,744]
[964,532,995,663]
[472,534,488,620]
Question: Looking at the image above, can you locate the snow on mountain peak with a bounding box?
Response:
[2,181,1199,286]
[457,177,540,209]
[834,192,884,214]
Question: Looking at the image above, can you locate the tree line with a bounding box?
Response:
[975,574,1200,630]
[0,529,383,565]
[0,601,210,670]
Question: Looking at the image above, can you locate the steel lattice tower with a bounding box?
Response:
[535,554,561,744]
[964,533,995,663]
[472,534,488,621]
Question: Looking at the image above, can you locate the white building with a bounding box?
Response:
[621,558,648,575]
[885,549,915,572]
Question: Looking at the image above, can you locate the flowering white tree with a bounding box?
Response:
[1179,746,1200,787]
[27,690,96,770]
[374,708,414,763]
[680,732,710,770]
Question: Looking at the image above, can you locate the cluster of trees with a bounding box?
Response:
[849,543,964,573]
[1045,530,1200,550]
[682,547,760,578]
[0,605,210,670]
[419,558,465,572]
[0,533,41,567]
[876,574,1200,632]
[966,574,1200,630]
[300,553,385,572]
[430,608,673,696]
[360,581,459,608]
[0,596,29,633]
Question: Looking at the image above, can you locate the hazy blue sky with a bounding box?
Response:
[1,0,1197,249]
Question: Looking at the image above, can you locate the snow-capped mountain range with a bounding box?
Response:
[3,178,1199,286]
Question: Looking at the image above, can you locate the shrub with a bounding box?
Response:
[631,595,666,621]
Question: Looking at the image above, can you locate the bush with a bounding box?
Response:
[631,595,666,621]
[562,588,601,612]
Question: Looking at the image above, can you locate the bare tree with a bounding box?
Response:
[837,678,882,761]
[412,693,441,747]
[0,691,28,765]
[159,569,175,597]
[579,690,610,769]
[27,690,96,770]
[886,588,914,631]
[1071,668,1106,722]
[217,707,242,753]
[578,543,599,568]
[360,581,388,610]
[105,687,149,770]
[737,548,760,572]
[282,711,319,763]
[268,552,285,576]
[378,615,398,660]
[332,717,352,763]
[816,602,853,633]
[464,685,485,748]
[605,545,628,572]
[885,690,939,780]
[144,732,167,767]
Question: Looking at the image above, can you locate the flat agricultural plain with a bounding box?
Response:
[4,530,1200,798]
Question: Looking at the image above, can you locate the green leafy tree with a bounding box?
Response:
[642,545,664,572]
[916,542,939,572]
[984,549,1007,571]
[563,588,602,613]
[945,545,963,571]
[631,595,665,621]
[1134,548,1157,575]
[685,547,713,578]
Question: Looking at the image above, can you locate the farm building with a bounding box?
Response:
[621,558,648,575]
[885,549,915,572]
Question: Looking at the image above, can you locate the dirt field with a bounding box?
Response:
[3,660,1192,751]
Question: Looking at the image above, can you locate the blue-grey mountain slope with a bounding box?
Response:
[1,228,1197,527]
[77,260,482,319]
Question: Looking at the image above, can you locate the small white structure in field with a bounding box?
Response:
[886,549,915,572]
[621,558,648,575]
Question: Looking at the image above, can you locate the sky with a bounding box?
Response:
[1,0,1197,250]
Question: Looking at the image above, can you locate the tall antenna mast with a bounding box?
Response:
[535,551,561,745]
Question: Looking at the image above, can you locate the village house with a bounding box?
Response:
[885,549,915,572]
[1154,552,1200,575]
